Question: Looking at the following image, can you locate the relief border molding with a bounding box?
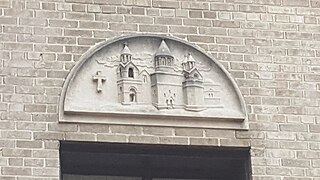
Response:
[59,34,248,130]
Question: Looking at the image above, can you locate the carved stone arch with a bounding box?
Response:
[129,87,137,103]
[59,34,248,129]
[128,67,134,78]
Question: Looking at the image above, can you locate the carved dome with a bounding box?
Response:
[121,43,132,55]
[155,40,173,58]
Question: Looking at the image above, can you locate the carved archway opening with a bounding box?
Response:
[128,68,134,78]
[129,88,137,103]
[59,34,248,129]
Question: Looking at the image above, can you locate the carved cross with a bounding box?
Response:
[93,71,106,93]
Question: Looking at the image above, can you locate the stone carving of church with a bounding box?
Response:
[117,40,219,112]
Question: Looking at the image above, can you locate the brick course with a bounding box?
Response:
[1,0,320,179]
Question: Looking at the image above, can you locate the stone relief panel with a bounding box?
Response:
[60,35,247,129]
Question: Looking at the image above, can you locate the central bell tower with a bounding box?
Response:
[150,40,183,109]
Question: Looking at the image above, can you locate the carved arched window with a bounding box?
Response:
[128,68,134,78]
[143,75,147,83]
[129,88,136,102]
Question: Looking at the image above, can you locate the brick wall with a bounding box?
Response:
[1,0,320,179]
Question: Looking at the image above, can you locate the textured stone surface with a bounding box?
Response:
[61,35,247,129]
[0,0,319,179]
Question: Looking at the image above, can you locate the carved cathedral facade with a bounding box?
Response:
[116,40,219,112]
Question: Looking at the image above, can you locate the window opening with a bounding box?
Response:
[128,68,134,78]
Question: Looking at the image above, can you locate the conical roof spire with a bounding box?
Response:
[155,40,173,57]
[187,53,196,62]
[182,54,188,64]
[121,42,132,55]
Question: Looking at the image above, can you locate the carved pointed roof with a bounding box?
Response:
[119,61,139,70]
[187,53,196,62]
[155,40,173,57]
[121,43,132,55]
[189,68,203,79]
[182,54,188,64]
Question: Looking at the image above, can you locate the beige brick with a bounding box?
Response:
[266,149,295,158]
[110,23,138,31]
[79,124,109,133]
[175,128,203,137]
[78,38,104,45]
[34,132,65,140]
[97,134,127,142]
[240,5,266,13]
[220,139,250,147]
[49,20,78,28]
[280,141,308,150]
[124,0,151,7]
[268,6,295,14]
[8,158,23,166]
[0,17,17,25]
[3,148,32,157]
[246,38,272,46]
[129,135,159,144]
[72,4,86,12]
[170,26,197,34]
[46,159,59,167]
[242,21,268,30]
[188,35,214,43]
[48,123,78,132]
[2,167,31,175]
[159,137,188,145]
[143,127,174,136]
[64,29,93,37]
[110,125,142,135]
[190,138,219,146]
[65,45,90,54]
[32,168,59,176]
[210,3,237,11]
[153,1,179,8]
[155,17,182,25]
[199,27,227,35]
[126,16,153,24]
[65,133,96,141]
[132,7,145,15]
[217,37,243,45]
[139,24,167,32]
[94,0,121,5]
[184,19,211,27]
[181,2,209,10]
[297,151,320,159]
[102,5,116,14]
[189,10,202,18]
[230,46,257,54]
[24,104,46,112]
[16,141,43,149]
[34,44,64,53]
[284,0,309,7]
[311,0,320,7]
[280,124,308,132]
[213,20,240,28]
[25,159,44,167]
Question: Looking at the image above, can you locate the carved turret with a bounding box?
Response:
[117,42,142,105]
[154,40,174,70]
[120,42,132,65]
[182,53,205,111]
[182,53,196,72]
